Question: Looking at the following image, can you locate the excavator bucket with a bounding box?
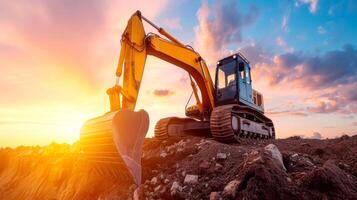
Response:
[79,109,149,185]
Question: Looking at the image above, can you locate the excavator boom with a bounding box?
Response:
[112,11,215,115]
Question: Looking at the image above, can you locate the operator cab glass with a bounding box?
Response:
[215,53,259,111]
[216,60,237,102]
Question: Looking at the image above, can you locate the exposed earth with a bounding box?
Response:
[0,134,356,200]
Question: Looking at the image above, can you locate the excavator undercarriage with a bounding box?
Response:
[154,104,275,143]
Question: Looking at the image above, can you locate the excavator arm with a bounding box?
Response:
[80,11,216,187]
[108,11,215,118]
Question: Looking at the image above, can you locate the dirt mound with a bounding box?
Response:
[0,135,356,200]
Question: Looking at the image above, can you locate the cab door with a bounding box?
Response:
[215,60,238,105]
[238,61,248,101]
[238,61,253,103]
[244,64,253,102]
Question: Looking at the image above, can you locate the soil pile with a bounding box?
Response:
[0,135,356,200]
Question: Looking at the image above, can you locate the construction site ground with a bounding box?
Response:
[0,134,356,200]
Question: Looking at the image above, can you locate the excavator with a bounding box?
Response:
[80,11,275,186]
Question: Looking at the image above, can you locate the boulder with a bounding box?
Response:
[264,144,286,171]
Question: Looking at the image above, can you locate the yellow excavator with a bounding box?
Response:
[80,11,275,186]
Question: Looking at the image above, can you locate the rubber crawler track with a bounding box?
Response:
[154,117,172,140]
[154,117,196,139]
[210,105,237,142]
[211,104,275,142]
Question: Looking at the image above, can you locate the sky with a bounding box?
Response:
[0,0,356,147]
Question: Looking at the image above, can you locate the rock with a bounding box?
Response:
[304,158,314,166]
[199,160,210,173]
[301,143,311,147]
[264,144,286,171]
[245,155,265,166]
[222,179,241,199]
[214,163,223,171]
[184,174,198,185]
[217,153,227,160]
[209,192,221,200]
[160,152,168,158]
[154,185,162,192]
[144,180,150,185]
[291,153,299,159]
[170,181,183,198]
[301,160,357,199]
[150,177,158,185]
[250,150,259,155]
[158,186,167,195]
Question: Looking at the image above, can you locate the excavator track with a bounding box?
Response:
[211,104,275,143]
[154,117,172,140]
[210,105,237,142]
[154,117,197,139]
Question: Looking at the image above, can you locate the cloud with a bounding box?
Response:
[255,44,357,89]
[0,0,171,146]
[162,17,182,30]
[0,120,67,126]
[253,44,357,115]
[266,110,307,117]
[317,26,326,34]
[281,14,289,32]
[153,89,174,97]
[194,0,259,65]
[296,0,318,13]
[310,132,322,139]
[276,37,294,52]
[239,42,272,66]
[307,82,357,114]
[281,9,291,32]
[0,0,170,104]
[352,122,357,126]
[291,132,323,139]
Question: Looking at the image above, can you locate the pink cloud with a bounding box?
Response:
[251,44,357,115]
[194,0,259,65]
[153,89,174,97]
[162,17,182,30]
[0,0,170,104]
[297,0,318,13]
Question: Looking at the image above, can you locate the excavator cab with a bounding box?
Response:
[215,53,264,113]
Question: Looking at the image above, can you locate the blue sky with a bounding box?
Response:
[156,0,357,55]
